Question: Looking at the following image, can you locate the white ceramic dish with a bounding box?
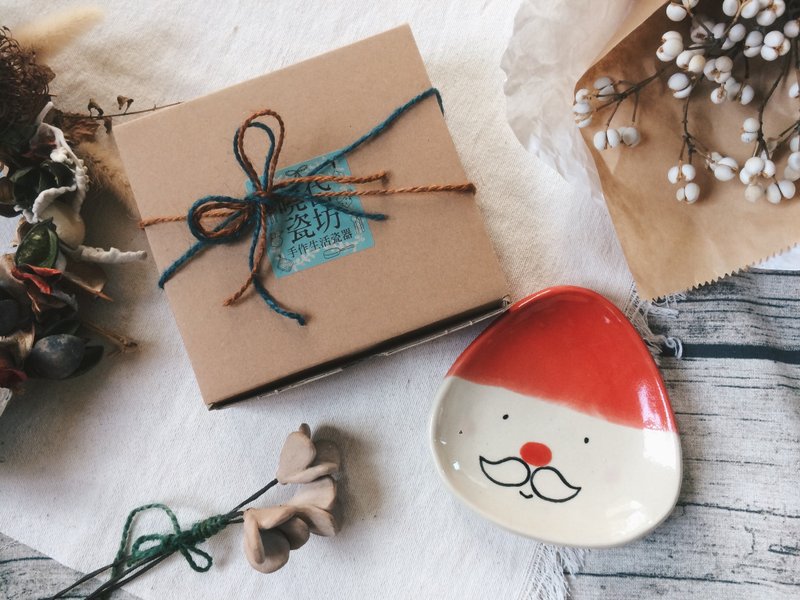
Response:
[429,286,682,548]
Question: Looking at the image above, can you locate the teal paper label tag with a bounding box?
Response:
[264,153,374,278]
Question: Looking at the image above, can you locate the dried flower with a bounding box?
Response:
[276,423,341,484]
[0,27,53,163]
[87,98,104,116]
[15,221,61,269]
[11,263,76,323]
[575,0,800,205]
[243,424,341,574]
[116,95,134,112]
[51,111,101,145]
[9,160,76,210]
[26,333,103,379]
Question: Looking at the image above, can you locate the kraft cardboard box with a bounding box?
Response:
[114,25,509,407]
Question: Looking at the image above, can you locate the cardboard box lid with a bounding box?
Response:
[114,25,509,406]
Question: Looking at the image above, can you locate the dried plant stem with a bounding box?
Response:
[678,84,710,163]
[680,94,693,162]
[605,100,622,128]
[757,53,793,155]
[48,479,278,600]
[684,4,715,40]
[80,319,138,354]
[594,66,672,117]
[84,101,181,121]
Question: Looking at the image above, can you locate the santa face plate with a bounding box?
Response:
[429,287,682,548]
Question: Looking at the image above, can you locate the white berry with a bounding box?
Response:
[784,166,800,181]
[722,0,740,16]
[741,0,761,19]
[766,182,782,203]
[739,84,755,105]
[745,183,764,202]
[779,179,796,199]
[681,182,700,203]
[593,130,608,151]
[743,117,760,133]
[745,156,765,174]
[619,126,641,147]
[666,2,689,21]
[606,128,622,148]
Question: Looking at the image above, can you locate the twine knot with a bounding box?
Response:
[114,504,233,577]
[140,88,476,325]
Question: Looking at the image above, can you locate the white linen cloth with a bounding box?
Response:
[0,1,633,598]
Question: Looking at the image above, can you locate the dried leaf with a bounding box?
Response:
[54,111,101,145]
[15,221,59,269]
[0,325,35,364]
[14,219,32,246]
[11,264,77,322]
[61,258,107,296]
[9,160,76,209]
[103,116,112,133]
[0,178,18,217]
[0,348,27,388]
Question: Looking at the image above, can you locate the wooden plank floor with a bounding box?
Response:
[0,532,139,600]
[573,270,800,599]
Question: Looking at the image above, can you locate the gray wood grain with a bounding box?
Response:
[573,270,800,600]
[0,532,140,600]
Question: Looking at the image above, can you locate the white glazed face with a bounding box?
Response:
[430,377,682,547]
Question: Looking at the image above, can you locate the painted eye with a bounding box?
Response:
[502,414,509,420]
[584,437,589,444]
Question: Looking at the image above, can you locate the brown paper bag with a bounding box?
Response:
[577,0,800,300]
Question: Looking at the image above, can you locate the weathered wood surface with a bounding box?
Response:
[0,532,139,600]
[573,270,800,599]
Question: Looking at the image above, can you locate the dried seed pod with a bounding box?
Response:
[116,95,134,112]
[27,334,85,379]
[87,98,104,116]
[15,221,60,268]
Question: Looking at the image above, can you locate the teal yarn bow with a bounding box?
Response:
[142,87,473,325]
[113,504,230,574]
[47,479,279,600]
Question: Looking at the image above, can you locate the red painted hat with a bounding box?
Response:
[448,287,677,432]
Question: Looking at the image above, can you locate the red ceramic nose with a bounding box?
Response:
[520,442,552,467]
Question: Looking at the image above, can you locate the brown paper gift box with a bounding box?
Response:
[114,25,509,407]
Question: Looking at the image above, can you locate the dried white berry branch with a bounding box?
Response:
[574,0,800,205]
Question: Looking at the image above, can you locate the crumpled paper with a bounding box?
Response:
[501,0,633,207]
[502,0,800,276]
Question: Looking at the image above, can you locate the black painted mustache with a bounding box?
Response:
[479,456,581,503]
